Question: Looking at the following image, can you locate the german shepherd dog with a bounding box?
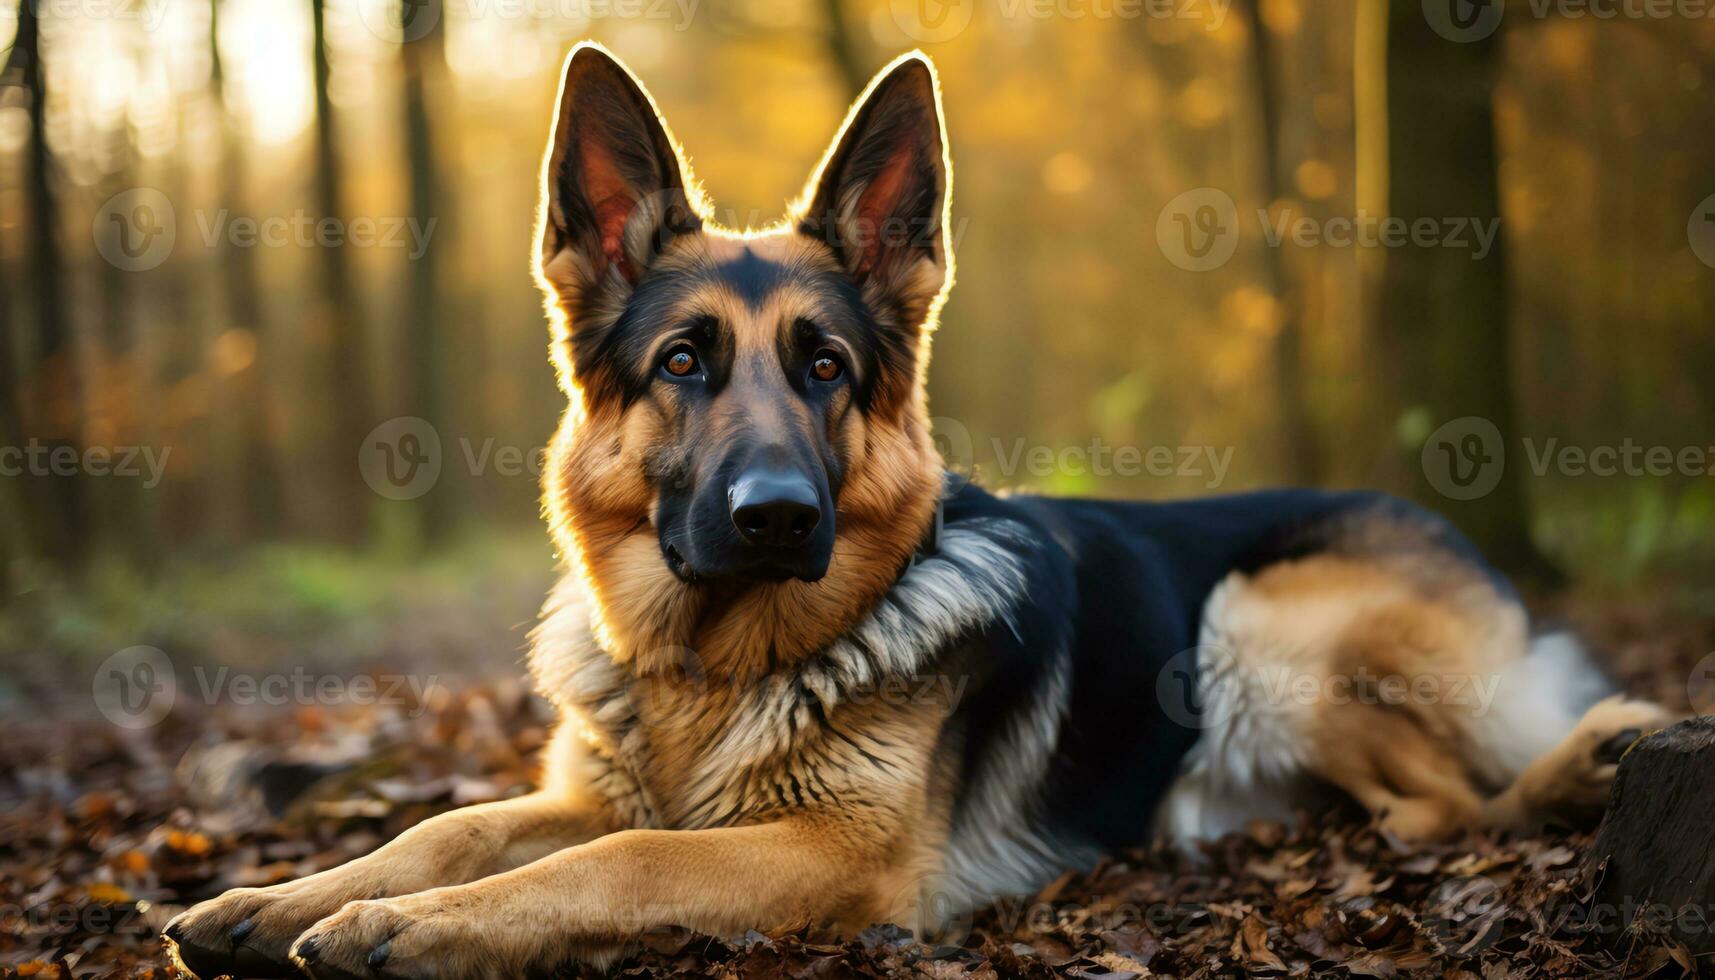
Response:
[165,45,1676,979]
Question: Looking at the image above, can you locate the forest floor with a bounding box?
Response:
[2,590,1712,980]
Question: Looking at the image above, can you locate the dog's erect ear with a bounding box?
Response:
[540,43,700,312]
[798,53,950,330]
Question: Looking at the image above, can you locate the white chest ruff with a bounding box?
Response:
[527,519,1035,830]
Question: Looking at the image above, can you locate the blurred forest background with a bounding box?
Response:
[2,0,1713,677]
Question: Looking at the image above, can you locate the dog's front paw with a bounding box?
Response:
[164,859,413,979]
[292,890,619,980]
[294,894,532,980]
[292,898,418,980]
[163,882,322,979]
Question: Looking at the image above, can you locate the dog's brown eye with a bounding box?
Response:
[662,346,699,378]
[811,352,843,382]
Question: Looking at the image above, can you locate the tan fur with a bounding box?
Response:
[1187,546,1678,844]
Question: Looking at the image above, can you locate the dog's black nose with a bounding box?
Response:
[730,472,821,547]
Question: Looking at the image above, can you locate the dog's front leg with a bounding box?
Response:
[291,816,889,979]
[164,792,614,978]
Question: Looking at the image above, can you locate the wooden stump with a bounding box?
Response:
[1587,716,1715,955]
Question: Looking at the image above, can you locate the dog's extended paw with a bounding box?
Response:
[164,868,401,980]
[291,890,610,980]
[292,898,400,980]
[163,883,319,979]
[292,895,536,980]
[1526,696,1680,813]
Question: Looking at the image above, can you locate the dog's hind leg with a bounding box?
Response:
[1312,703,1488,842]
[1186,550,1677,845]
[164,729,619,979]
[1316,633,1677,840]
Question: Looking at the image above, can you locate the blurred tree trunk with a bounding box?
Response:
[210,0,283,541]
[0,273,22,592]
[400,0,454,547]
[92,117,155,567]
[311,0,372,543]
[4,0,89,571]
[0,152,20,554]
[1237,0,1322,486]
[1381,1,1557,583]
[820,0,866,99]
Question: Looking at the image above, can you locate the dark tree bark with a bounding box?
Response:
[820,0,867,99]
[1380,3,1557,583]
[1587,717,1715,955]
[311,0,372,542]
[91,116,156,567]
[1236,0,1322,486]
[0,266,21,592]
[400,0,454,546]
[4,0,89,570]
[211,0,284,540]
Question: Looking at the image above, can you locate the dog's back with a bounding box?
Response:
[933,481,1656,894]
